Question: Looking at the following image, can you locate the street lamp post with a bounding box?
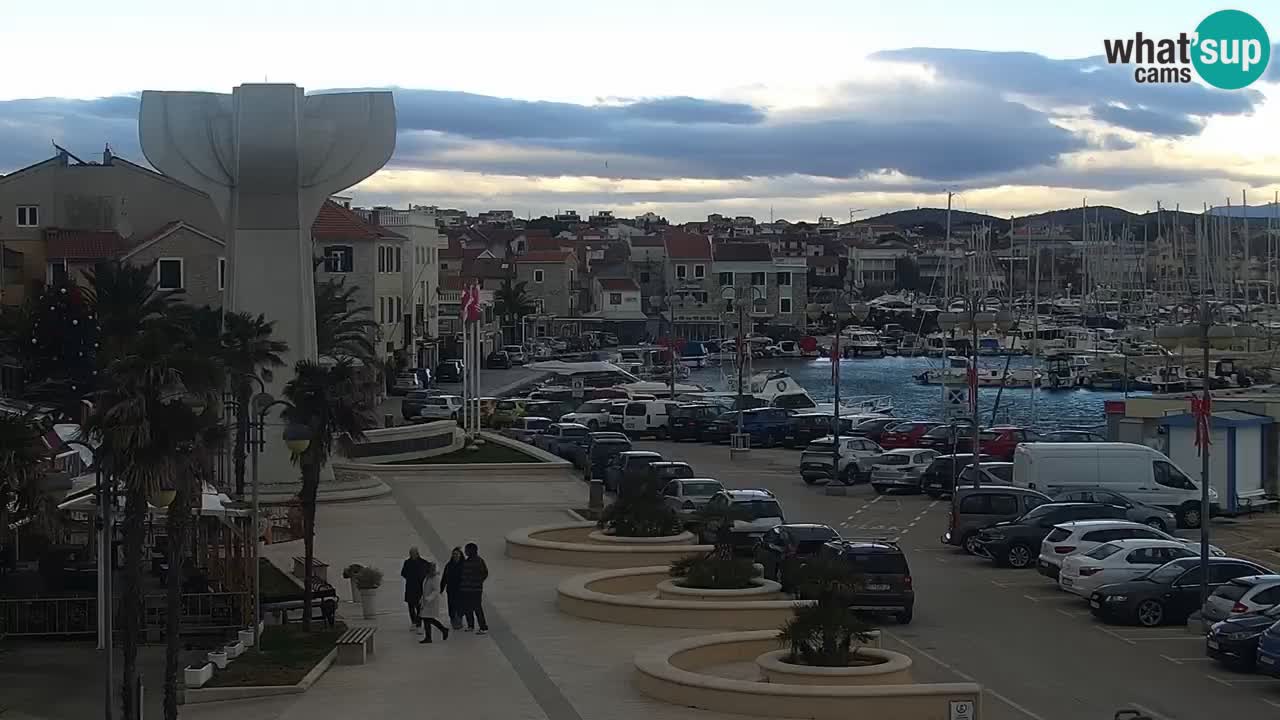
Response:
[813,291,869,483]
[65,440,112,720]
[722,285,765,455]
[937,296,1014,487]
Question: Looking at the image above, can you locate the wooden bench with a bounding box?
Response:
[263,578,338,625]
[335,625,377,665]
[291,556,329,584]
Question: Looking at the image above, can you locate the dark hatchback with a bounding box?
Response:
[1090,557,1272,627]
[753,524,841,590]
[568,432,632,476]
[975,502,1127,569]
[435,360,463,382]
[667,404,724,442]
[603,450,663,492]
[1206,605,1280,670]
[648,461,696,483]
[812,539,915,624]
[783,413,849,449]
[485,350,512,369]
[920,453,996,497]
[704,408,794,446]
[849,417,906,444]
[917,423,979,454]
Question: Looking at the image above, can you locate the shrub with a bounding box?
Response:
[354,566,383,589]
[669,554,757,590]
[597,469,681,538]
[777,557,874,667]
[341,563,364,579]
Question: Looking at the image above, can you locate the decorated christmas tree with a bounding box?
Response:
[26,280,99,410]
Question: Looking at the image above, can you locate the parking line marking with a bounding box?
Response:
[1159,655,1183,665]
[882,630,1046,720]
[1204,674,1233,687]
[1130,704,1174,720]
[1022,594,1041,603]
[1055,609,1090,619]
[1096,626,1136,645]
[1262,698,1280,709]
[1168,657,1212,662]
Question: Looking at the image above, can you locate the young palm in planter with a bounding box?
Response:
[778,558,877,667]
[597,470,681,538]
[668,503,759,589]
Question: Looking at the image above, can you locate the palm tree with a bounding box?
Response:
[314,276,378,362]
[84,260,182,363]
[0,413,48,571]
[282,359,372,629]
[777,557,873,667]
[220,312,287,496]
[494,277,536,345]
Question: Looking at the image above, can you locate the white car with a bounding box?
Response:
[799,436,884,485]
[503,345,527,365]
[1202,574,1280,625]
[700,489,785,546]
[415,395,463,421]
[1039,520,1225,579]
[1058,539,1201,598]
[661,478,725,520]
[559,400,615,431]
[869,449,939,494]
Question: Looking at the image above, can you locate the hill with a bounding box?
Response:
[1014,205,1138,227]
[856,207,1001,227]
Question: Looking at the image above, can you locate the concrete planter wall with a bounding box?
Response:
[224,641,245,660]
[633,630,981,720]
[184,663,213,689]
[341,420,462,464]
[756,647,912,686]
[587,529,697,545]
[207,650,228,669]
[507,523,711,568]
[557,566,804,630]
[656,577,784,601]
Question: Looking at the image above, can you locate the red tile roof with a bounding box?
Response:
[713,242,773,262]
[528,235,566,252]
[44,228,129,260]
[312,200,404,241]
[597,277,639,291]
[663,230,711,259]
[516,250,575,264]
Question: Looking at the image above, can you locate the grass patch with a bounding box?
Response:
[204,622,346,687]
[385,442,541,465]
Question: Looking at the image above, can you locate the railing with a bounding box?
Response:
[0,591,251,637]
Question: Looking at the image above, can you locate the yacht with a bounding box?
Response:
[1042,354,1092,389]
[688,370,892,415]
[527,360,707,395]
[1132,365,1189,393]
[841,328,885,357]
[915,357,1040,387]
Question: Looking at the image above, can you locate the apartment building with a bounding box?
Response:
[356,206,445,344]
[713,242,808,331]
[516,250,579,336]
[662,230,720,339]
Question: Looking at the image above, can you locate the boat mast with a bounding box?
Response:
[944,191,953,298]
[1028,216,1039,425]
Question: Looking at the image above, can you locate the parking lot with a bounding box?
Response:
[628,438,1280,720]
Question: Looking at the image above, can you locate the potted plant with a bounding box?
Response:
[668,553,757,589]
[207,649,228,669]
[184,662,214,689]
[342,563,364,602]
[238,627,255,647]
[777,558,876,667]
[224,640,245,660]
[355,566,384,619]
[596,470,681,538]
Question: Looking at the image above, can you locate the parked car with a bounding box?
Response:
[955,462,1015,487]
[921,454,997,497]
[1013,442,1217,528]
[562,431,630,470]
[401,389,444,420]
[753,524,841,589]
[917,423,978,454]
[799,436,884,485]
[700,489,786,548]
[849,417,907,444]
[436,360,463,382]
[975,502,1128,569]
[1039,430,1107,443]
[1059,539,1201,598]
[559,400,616,431]
[606,399,630,430]
[491,398,528,427]
[501,416,553,444]
[648,461,696,484]
[1049,487,1178,532]
[1251,613,1280,675]
[1202,575,1280,626]
[1090,557,1272,627]
[877,421,943,450]
[814,539,915,624]
[622,400,681,438]
[391,371,423,395]
[783,413,856,449]
[667,404,723,441]
[415,395,464,421]
[943,486,1051,555]
[486,350,512,369]
[869,449,939,494]
[704,408,794,447]
[534,422,591,456]
[1036,519,1222,580]
[503,345,527,365]
[1206,604,1280,670]
[661,478,725,521]
[603,450,664,493]
[977,426,1040,460]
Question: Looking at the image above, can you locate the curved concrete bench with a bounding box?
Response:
[633,630,982,720]
[507,523,711,568]
[557,567,803,629]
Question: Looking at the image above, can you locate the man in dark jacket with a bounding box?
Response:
[440,547,465,630]
[457,542,489,634]
[400,547,430,628]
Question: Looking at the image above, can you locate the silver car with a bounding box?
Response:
[799,436,884,485]
[869,449,939,494]
[415,395,463,421]
[661,478,725,521]
[1202,574,1280,625]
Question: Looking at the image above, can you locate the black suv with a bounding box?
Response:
[975,502,1128,569]
[813,539,915,624]
[667,404,723,442]
[920,453,995,497]
[754,524,840,590]
[435,360,463,382]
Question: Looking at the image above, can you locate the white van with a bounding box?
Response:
[1012,442,1218,528]
[623,400,680,438]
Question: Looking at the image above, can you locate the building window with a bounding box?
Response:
[16,205,38,227]
[780,297,793,314]
[534,269,544,283]
[693,291,708,303]
[377,246,386,273]
[639,271,651,283]
[47,260,67,284]
[719,272,733,287]
[396,296,402,319]
[395,246,402,272]
[609,292,622,305]
[694,264,705,279]
[750,271,765,286]
[324,245,353,273]
[157,258,184,290]
[675,264,687,280]
[218,257,227,290]
[777,271,791,286]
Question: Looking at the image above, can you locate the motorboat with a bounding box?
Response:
[1042,354,1092,389]
[915,357,1039,387]
[680,340,710,368]
[841,328,884,357]
[1132,365,1189,393]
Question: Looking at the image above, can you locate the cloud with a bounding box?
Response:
[0,96,143,170]
[1268,44,1280,82]
[1090,104,1203,136]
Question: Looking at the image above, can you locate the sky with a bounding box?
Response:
[3,1,1280,222]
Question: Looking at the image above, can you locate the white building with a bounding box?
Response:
[357,206,446,348]
[593,277,645,320]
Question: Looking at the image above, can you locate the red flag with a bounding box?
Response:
[1191,395,1212,454]
[466,281,482,322]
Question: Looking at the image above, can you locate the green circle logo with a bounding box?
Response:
[1192,10,1270,89]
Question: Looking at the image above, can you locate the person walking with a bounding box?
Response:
[458,542,489,635]
[440,547,465,630]
[400,547,430,629]
[418,561,450,644]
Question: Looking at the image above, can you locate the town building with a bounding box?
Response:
[355,206,446,359]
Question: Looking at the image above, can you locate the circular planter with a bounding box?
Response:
[507,522,711,568]
[755,648,912,686]
[587,529,697,545]
[656,577,784,601]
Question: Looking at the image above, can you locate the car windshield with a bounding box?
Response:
[1016,504,1056,523]
[1145,560,1196,583]
[1085,543,1122,560]
[671,406,707,418]
[874,455,910,466]
[1212,583,1250,602]
[561,427,589,437]
[682,481,722,496]
[922,426,952,438]
[979,431,1002,442]
[733,499,783,519]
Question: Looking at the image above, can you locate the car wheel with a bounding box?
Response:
[1144,517,1167,532]
[1005,543,1033,569]
[841,466,858,486]
[1135,599,1166,627]
[896,608,913,624]
[803,476,817,486]
[962,532,982,555]
[657,427,668,440]
[1179,503,1202,529]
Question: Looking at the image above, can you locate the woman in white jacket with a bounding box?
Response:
[418,562,450,644]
